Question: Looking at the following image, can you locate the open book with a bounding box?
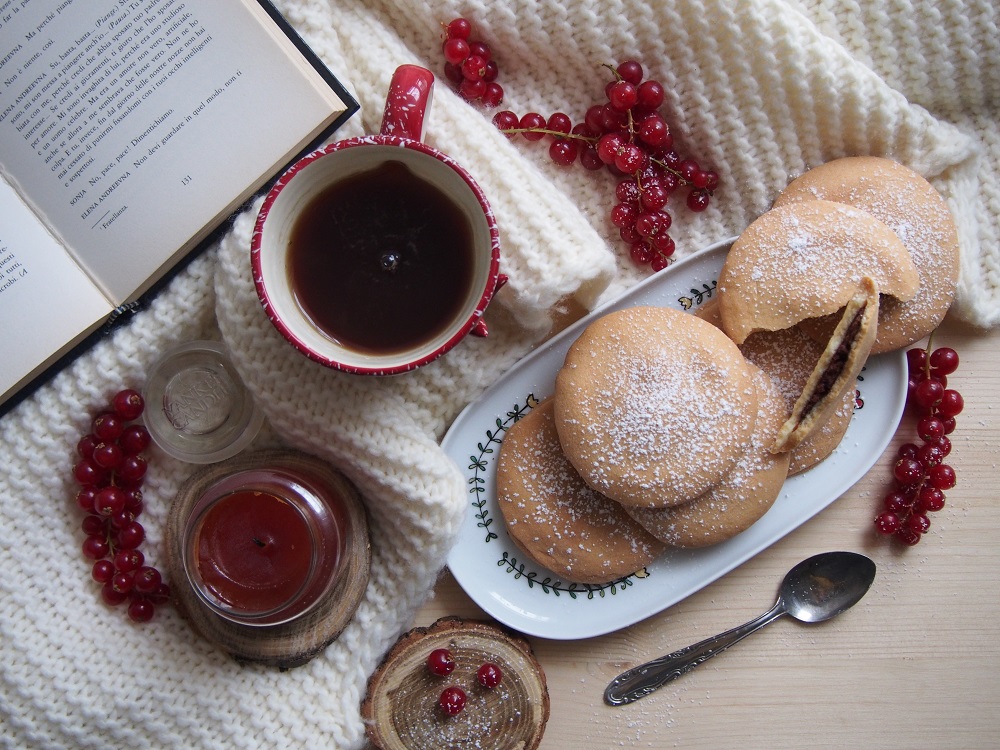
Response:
[0,0,358,414]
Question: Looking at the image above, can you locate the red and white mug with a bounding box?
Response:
[252,65,504,375]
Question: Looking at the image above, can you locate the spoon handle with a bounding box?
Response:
[604,602,787,705]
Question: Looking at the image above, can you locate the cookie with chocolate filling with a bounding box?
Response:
[695,298,855,476]
[773,156,959,354]
[773,277,880,452]
[554,306,757,509]
[495,398,665,584]
[718,199,918,345]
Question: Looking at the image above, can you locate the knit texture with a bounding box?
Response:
[2,1,998,748]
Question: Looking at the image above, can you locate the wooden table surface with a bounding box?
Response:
[413,315,1000,750]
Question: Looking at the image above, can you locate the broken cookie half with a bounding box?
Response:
[772,277,880,453]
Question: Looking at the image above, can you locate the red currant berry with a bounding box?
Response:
[114,548,144,573]
[907,513,931,535]
[616,60,643,85]
[92,559,115,584]
[439,686,467,716]
[118,454,148,484]
[458,77,486,101]
[82,535,110,560]
[127,598,156,623]
[92,412,124,442]
[636,79,664,109]
[937,389,964,418]
[916,416,945,441]
[116,521,146,550]
[91,441,123,470]
[480,82,504,108]
[427,648,456,677]
[650,253,672,272]
[929,347,959,375]
[928,464,956,490]
[442,37,470,66]
[596,132,625,164]
[686,188,711,212]
[77,434,98,460]
[119,425,151,455]
[893,458,923,485]
[492,110,519,133]
[580,146,603,170]
[883,490,911,513]
[906,347,928,373]
[93,486,127,517]
[611,202,639,229]
[545,112,571,136]
[912,378,944,409]
[73,459,106,486]
[874,511,900,535]
[101,582,130,606]
[134,566,163,595]
[614,143,645,173]
[477,662,503,689]
[443,62,464,86]
[630,241,655,266]
[608,80,638,112]
[76,487,98,513]
[82,514,105,536]
[916,442,946,468]
[445,18,472,40]
[519,112,546,141]
[928,435,952,457]
[616,179,641,203]
[112,571,135,595]
[460,54,487,81]
[112,389,144,420]
[917,487,946,513]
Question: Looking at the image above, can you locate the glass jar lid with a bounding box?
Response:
[143,340,264,464]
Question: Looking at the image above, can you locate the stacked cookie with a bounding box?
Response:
[496,156,959,584]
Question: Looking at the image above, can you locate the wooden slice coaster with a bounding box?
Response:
[163,448,370,669]
[362,617,549,750]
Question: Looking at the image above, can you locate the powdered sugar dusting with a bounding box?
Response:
[554,307,757,508]
[496,399,664,583]
[718,199,919,343]
[627,366,790,547]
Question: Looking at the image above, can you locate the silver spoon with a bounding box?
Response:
[604,550,876,706]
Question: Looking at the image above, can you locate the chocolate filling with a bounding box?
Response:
[797,302,867,422]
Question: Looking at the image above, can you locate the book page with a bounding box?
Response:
[0,178,111,398]
[0,0,347,304]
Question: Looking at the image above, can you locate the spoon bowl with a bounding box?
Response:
[604,550,876,706]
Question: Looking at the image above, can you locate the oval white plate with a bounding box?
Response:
[443,238,906,641]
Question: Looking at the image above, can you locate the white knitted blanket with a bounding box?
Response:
[2,1,998,748]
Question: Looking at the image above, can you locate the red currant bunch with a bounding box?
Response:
[73,389,169,621]
[874,343,962,545]
[491,60,716,272]
[440,18,504,107]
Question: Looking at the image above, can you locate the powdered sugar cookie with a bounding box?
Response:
[495,399,664,584]
[773,156,960,353]
[718,199,918,344]
[626,364,790,547]
[554,306,757,509]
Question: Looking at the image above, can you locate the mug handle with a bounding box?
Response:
[380,65,435,141]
